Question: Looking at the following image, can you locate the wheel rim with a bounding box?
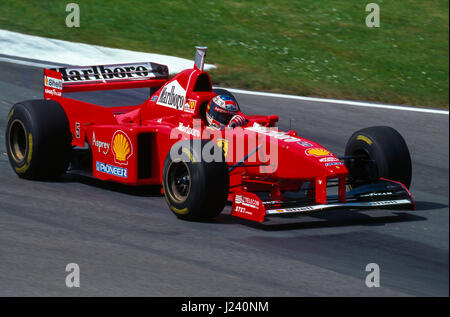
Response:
[8,119,28,164]
[166,160,191,203]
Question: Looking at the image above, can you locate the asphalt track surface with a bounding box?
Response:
[0,57,448,296]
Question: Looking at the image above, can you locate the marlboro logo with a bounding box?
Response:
[53,62,168,82]
[156,80,186,110]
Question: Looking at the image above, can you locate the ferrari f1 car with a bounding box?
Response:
[5,47,414,222]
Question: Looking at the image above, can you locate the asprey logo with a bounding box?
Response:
[157,80,186,110]
[92,132,110,154]
[112,131,133,165]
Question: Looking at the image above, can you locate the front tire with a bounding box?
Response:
[162,140,229,221]
[344,126,412,188]
[5,100,72,180]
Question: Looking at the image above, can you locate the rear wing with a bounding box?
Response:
[43,62,169,98]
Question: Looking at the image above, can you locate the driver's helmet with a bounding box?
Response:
[206,95,240,129]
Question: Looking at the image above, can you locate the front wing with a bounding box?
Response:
[230,178,415,222]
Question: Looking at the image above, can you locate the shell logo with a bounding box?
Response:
[112,131,133,165]
[306,148,330,157]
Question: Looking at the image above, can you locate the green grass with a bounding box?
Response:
[0,0,448,107]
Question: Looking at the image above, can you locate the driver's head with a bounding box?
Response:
[206,95,240,129]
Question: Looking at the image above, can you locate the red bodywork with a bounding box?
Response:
[42,60,404,223]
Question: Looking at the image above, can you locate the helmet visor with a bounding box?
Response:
[208,104,235,125]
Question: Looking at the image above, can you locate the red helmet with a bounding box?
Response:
[206,95,240,129]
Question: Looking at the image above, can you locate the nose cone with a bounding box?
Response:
[231,124,348,180]
[271,137,348,179]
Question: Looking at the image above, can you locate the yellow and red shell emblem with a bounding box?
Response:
[112,131,133,164]
[305,148,330,157]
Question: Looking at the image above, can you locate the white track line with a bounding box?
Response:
[215,87,449,115]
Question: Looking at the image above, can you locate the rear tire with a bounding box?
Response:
[5,100,72,180]
[344,126,412,188]
[162,139,229,221]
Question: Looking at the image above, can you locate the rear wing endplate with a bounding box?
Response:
[43,62,169,98]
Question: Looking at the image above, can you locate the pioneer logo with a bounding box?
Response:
[157,80,186,110]
[53,62,167,82]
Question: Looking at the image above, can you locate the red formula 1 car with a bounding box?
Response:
[5,47,414,222]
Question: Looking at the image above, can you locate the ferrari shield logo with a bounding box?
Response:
[217,139,228,157]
